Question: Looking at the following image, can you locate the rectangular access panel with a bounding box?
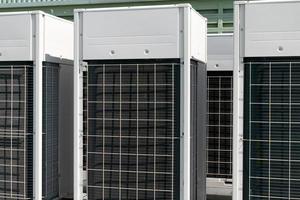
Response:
[0,12,73,200]
[234,1,300,200]
[0,15,32,61]
[75,4,207,200]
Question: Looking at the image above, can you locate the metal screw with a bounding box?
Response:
[110,50,115,55]
[278,46,284,52]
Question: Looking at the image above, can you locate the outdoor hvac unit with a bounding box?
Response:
[234,1,300,200]
[206,34,233,197]
[74,4,207,200]
[0,11,73,200]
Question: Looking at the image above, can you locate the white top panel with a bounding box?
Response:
[44,14,73,61]
[243,1,300,57]
[0,11,73,62]
[190,9,207,62]
[82,7,180,60]
[0,14,32,61]
[207,34,233,71]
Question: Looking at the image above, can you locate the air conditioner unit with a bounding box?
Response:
[0,11,73,200]
[206,34,233,197]
[74,4,207,200]
[234,1,300,200]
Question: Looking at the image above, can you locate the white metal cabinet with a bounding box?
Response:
[234,1,300,200]
[206,34,233,197]
[0,11,73,200]
[74,4,207,200]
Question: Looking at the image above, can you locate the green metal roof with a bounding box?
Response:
[0,0,234,33]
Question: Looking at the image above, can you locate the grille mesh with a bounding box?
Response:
[207,71,233,179]
[83,71,87,171]
[190,60,207,200]
[244,61,300,199]
[86,61,180,200]
[42,63,59,199]
[0,65,33,199]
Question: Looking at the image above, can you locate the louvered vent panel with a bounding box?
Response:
[190,60,207,200]
[42,63,59,200]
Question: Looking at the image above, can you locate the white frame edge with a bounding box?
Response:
[182,6,191,200]
[74,10,83,200]
[233,2,244,200]
[33,13,43,200]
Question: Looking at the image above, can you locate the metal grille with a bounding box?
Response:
[207,71,233,179]
[42,63,59,199]
[190,60,207,200]
[83,71,87,171]
[0,65,33,199]
[86,61,180,200]
[244,61,300,200]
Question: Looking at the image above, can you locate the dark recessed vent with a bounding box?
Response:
[83,71,87,171]
[86,60,181,200]
[207,71,233,179]
[0,63,61,200]
[191,60,207,200]
[42,63,59,200]
[244,60,300,199]
[0,64,34,199]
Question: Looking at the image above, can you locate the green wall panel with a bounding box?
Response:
[0,0,234,33]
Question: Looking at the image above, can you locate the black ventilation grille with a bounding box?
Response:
[207,71,233,179]
[190,60,207,200]
[244,61,300,199]
[42,63,59,200]
[86,60,180,200]
[0,65,34,199]
[83,71,87,171]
